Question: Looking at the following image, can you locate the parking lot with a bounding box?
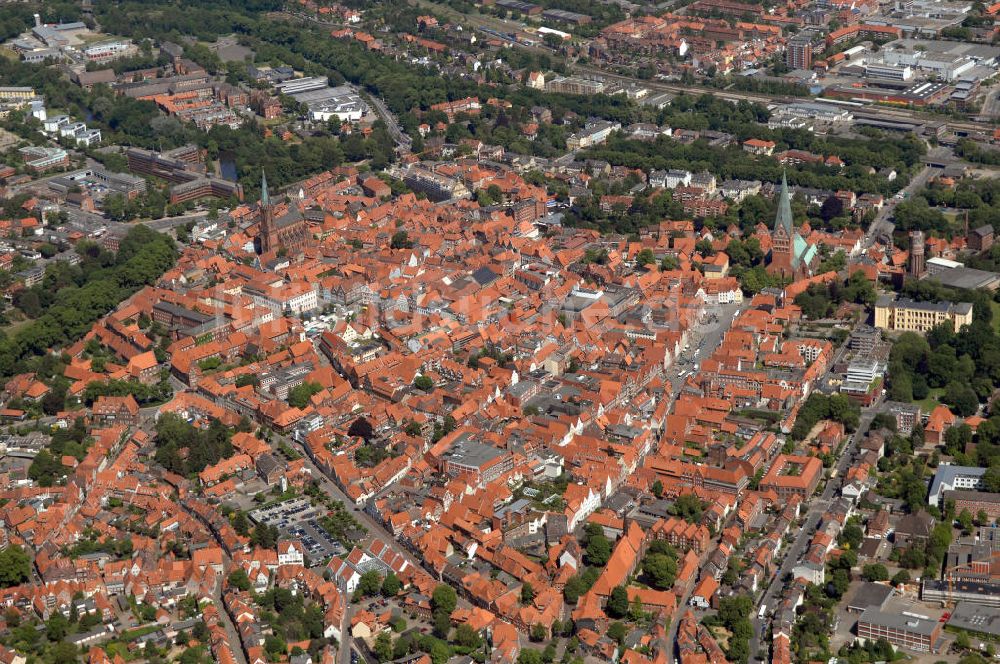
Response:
[249,497,347,564]
[249,497,320,527]
[284,518,347,563]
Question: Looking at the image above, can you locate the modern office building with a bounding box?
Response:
[125,146,243,203]
[441,435,514,488]
[856,608,942,652]
[18,146,69,172]
[883,401,920,435]
[946,601,1000,638]
[922,579,1000,607]
[273,76,329,96]
[928,465,986,506]
[402,166,469,202]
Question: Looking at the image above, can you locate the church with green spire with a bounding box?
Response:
[766,172,818,280]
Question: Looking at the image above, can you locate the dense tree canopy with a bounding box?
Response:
[154,413,235,476]
[0,227,176,380]
[791,393,860,440]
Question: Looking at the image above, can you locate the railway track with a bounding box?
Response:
[570,63,997,134]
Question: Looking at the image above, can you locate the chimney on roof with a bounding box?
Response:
[34,13,41,27]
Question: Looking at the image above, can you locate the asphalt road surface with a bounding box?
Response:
[748,401,882,661]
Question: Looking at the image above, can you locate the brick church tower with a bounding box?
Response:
[767,172,794,278]
[255,170,307,257]
[258,170,276,255]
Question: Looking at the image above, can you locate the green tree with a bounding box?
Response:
[670,493,704,523]
[862,564,889,582]
[232,511,250,536]
[49,642,80,662]
[287,381,322,408]
[585,531,611,566]
[661,255,680,271]
[264,635,287,656]
[0,546,31,587]
[958,508,974,534]
[642,552,678,589]
[839,523,863,549]
[46,613,69,642]
[390,230,411,249]
[381,572,401,597]
[250,523,278,549]
[562,571,592,604]
[453,623,482,650]
[606,585,629,618]
[636,248,655,265]
[828,568,850,598]
[519,650,543,664]
[843,270,876,305]
[429,640,451,664]
[227,569,252,592]
[431,585,457,615]
[984,466,1000,493]
[193,620,210,643]
[944,381,979,417]
[354,570,382,599]
[374,632,393,662]
[607,621,627,645]
[900,546,927,569]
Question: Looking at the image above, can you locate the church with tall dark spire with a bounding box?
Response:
[766,172,818,280]
[255,170,307,257]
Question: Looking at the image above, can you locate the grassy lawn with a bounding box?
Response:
[0,318,33,336]
[708,626,732,650]
[121,624,163,641]
[915,387,946,413]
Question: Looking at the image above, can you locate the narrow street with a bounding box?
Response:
[280,433,450,581]
[209,575,250,664]
[174,493,249,664]
[864,164,939,249]
[284,432,416,567]
[631,300,746,660]
[664,567,699,661]
[338,605,356,664]
[748,403,882,661]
